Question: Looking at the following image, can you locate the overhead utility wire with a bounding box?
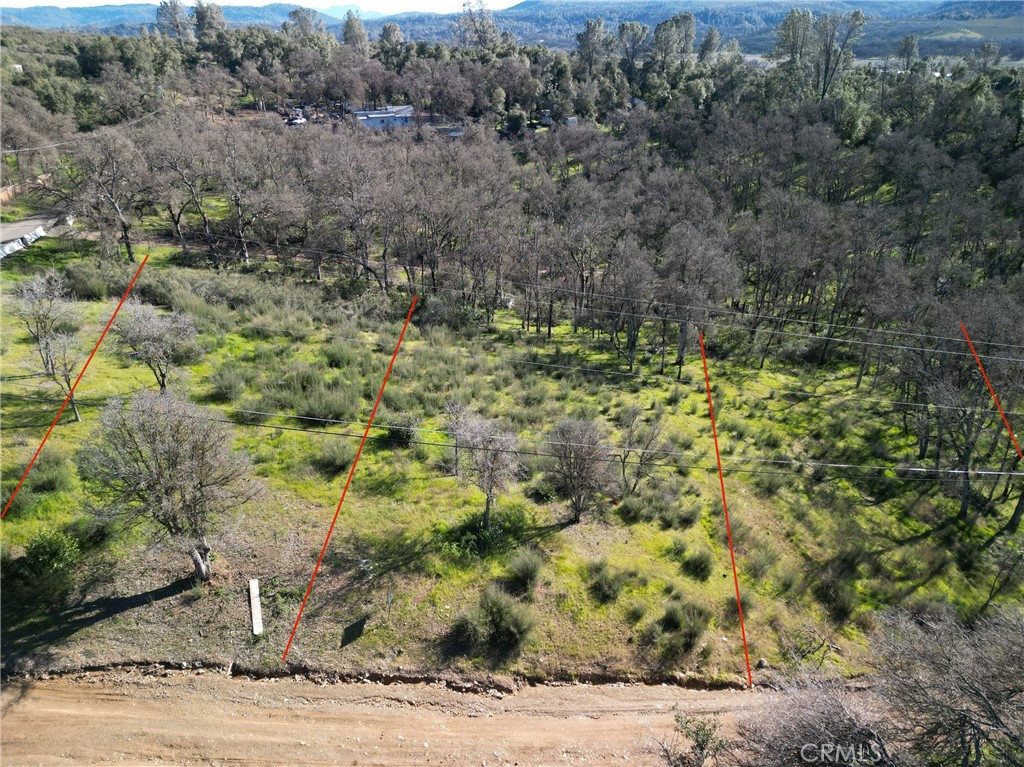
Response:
[204,414,1024,483]
[5,383,1021,483]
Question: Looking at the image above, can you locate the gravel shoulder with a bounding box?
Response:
[1,669,770,766]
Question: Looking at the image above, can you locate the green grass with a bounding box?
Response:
[1,248,1019,681]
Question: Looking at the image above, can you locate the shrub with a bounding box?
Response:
[243,309,314,341]
[24,529,80,576]
[296,386,360,423]
[22,528,81,602]
[588,559,630,604]
[757,427,783,449]
[209,363,249,403]
[661,501,701,531]
[64,515,115,552]
[719,416,749,439]
[506,547,544,597]
[680,549,714,582]
[754,471,788,496]
[666,385,683,406]
[325,339,359,369]
[522,381,547,407]
[26,450,75,494]
[660,600,711,655]
[722,593,756,624]
[438,505,535,561]
[746,545,779,580]
[382,412,418,448]
[457,585,535,657]
[311,437,357,477]
[524,474,556,503]
[660,711,730,766]
[625,601,647,624]
[616,495,645,523]
[776,564,804,596]
[65,259,130,301]
[667,537,689,561]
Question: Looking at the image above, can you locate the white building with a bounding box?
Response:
[353,105,415,130]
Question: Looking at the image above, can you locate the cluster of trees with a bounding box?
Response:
[4,6,1023,570]
[6,1,1015,176]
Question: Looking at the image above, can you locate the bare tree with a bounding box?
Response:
[50,133,150,262]
[614,403,668,498]
[14,273,84,421]
[736,672,897,767]
[548,418,608,523]
[872,608,1024,766]
[444,399,470,475]
[45,333,84,423]
[114,302,200,391]
[457,415,519,530]
[14,271,77,350]
[82,391,257,582]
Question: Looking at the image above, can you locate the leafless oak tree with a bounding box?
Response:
[114,301,199,391]
[548,418,609,523]
[15,272,83,421]
[872,608,1024,767]
[614,403,668,498]
[456,415,519,530]
[82,391,257,582]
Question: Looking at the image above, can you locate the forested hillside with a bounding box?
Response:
[2,0,1021,57]
[1,5,1022,763]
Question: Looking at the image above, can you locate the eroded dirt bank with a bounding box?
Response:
[1,668,771,766]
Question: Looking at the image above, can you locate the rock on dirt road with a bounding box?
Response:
[1,670,770,766]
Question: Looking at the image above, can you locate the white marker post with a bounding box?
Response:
[249,579,264,636]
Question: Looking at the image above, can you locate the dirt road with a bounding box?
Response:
[1,670,769,766]
[0,210,58,243]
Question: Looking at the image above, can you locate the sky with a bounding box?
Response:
[0,0,523,13]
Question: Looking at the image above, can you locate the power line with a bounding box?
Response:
[8,385,1020,484]
[206,414,1024,483]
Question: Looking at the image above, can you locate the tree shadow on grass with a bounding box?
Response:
[323,516,570,584]
[310,516,569,639]
[1,577,194,674]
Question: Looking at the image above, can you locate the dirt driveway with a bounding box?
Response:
[1,670,769,766]
[0,210,59,243]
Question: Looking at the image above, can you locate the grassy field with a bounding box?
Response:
[1,237,1017,683]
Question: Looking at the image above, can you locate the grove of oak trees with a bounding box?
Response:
[5,6,1023,556]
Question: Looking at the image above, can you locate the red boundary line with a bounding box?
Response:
[960,322,1023,460]
[282,295,418,662]
[698,331,754,689]
[2,254,150,519]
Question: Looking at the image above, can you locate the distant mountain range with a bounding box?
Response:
[0,2,358,29]
[0,0,1019,58]
[354,0,1023,55]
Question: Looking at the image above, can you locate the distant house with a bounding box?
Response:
[353,105,415,130]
